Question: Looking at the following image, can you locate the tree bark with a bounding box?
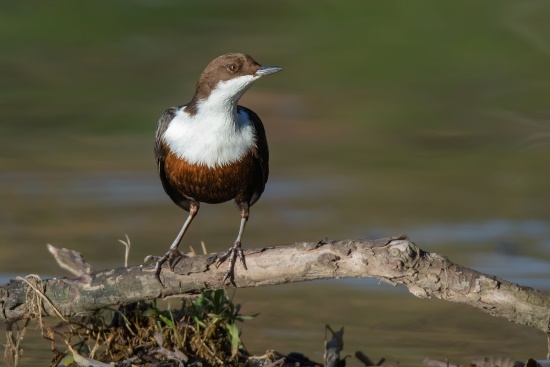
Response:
[1,236,549,334]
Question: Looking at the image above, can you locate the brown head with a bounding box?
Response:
[188,53,282,112]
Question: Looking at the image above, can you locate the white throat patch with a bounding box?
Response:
[163,76,260,168]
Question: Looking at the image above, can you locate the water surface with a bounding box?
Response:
[2,1,550,365]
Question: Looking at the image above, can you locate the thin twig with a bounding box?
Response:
[118,234,131,268]
[16,276,69,324]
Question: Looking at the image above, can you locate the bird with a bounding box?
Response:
[146,53,282,285]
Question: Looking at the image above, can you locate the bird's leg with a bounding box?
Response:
[216,207,249,285]
[144,203,199,285]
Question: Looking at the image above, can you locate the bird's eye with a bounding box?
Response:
[226,64,238,73]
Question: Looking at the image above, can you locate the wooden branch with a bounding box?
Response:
[1,237,549,334]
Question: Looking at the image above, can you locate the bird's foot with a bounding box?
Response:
[216,241,247,285]
[144,248,185,286]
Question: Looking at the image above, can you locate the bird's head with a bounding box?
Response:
[193,53,282,106]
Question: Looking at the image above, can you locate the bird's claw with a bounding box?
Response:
[216,241,247,285]
[144,255,160,263]
[146,248,185,287]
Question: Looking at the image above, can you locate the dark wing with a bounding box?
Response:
[238,106,269,206]
[155,106,192,212]
[154,107,176,163]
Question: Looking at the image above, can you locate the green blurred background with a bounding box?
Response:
[1,1,549,365]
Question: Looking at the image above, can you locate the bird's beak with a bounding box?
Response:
[256,66,283,76]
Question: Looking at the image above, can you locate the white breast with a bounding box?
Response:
[162,101,256,168]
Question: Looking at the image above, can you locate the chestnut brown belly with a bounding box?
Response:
[164,151,261,204]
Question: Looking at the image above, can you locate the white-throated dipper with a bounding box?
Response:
[146,53,282,285]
